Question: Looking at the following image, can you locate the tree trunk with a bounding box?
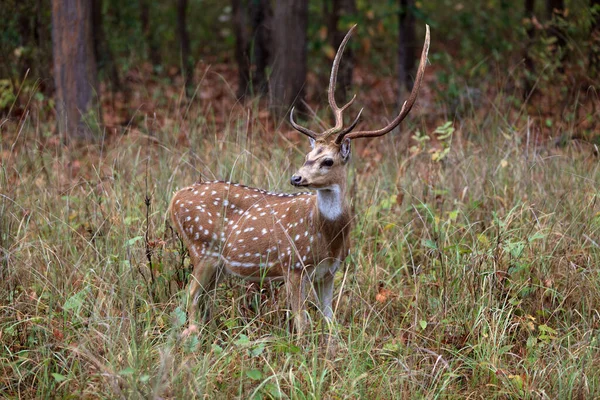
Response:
[327,0,357,103]
[52,0,99,140]
[233,0,272,98]
[177,0,194,97]
[92,0,120,92]
[232,0,251,98]
[524,0,536,98]
[269,0,308,119]
[140,0,161,66]
[590,0,600,77]
[546,0,566,69]
[250,0,272,95]
[398,0,416,103]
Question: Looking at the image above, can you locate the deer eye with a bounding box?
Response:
[321,158,334,168]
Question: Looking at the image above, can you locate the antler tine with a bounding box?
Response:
[290,107,319,139]
[337,25,430,143]
[321,25,358,140]
[336,107,363,138]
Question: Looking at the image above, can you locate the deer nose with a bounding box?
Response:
[290,174,303,186]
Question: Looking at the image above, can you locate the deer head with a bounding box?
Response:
[290,25,430,192]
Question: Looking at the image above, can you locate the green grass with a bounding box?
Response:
[1,96,599,398]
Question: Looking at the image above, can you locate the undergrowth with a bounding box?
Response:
[1,87,599,398]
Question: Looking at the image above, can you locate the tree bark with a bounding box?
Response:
[398,0,416,102]
[546,0,566,67]
[524,0,536,98]
[250,0,272,95]
[232,0,251,98]
[52,0,99,139]
[140,0,161,66]
[92,0,120,92]
[233,0,272,98]
[590,0,600,77]
[177,0,194,96]
[327,0,357,103]
[269,0,308,119]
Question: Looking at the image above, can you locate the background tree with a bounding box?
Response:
[546,0,566,70]
[250,0,272,95]
[590,0,600,76]
[325,0,357,103]
[397,0,416,101]
[524,0,536,97]
[232,0,251,98]
[0,0,52,107]
[51,0,99,139]
[177,0,194,97]
[140,0,161,67]
[92,0,120,94]
[232,0,272,98]
[269,0,309,119]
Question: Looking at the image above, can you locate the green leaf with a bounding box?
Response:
[246,369,263,380]
[234,334,249,346]
[125,236,144,247]
[250,343,265,357]
[119,367,135,376]
[528,231,546,242]
[265,383,283,399]
[139,374,151,383]
[212,343,224,355]
[63,287,89,313]
[447,210,459,221]
[124,216,140,226]
[274,342,300,354]
[503,241,525,258]
[423,239,437,250]
[419,320,427,330]
[538,324,557,335]
[171,307,186,328]
[184,335,199,353]
[52,373,67,382]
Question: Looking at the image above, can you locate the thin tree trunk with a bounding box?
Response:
[250,0,271,95]
[327,0,357,103]
[233,0,271,98]
[92,0,120,92]
[177,0,194,97]
[590,0,600,77]
[398,0,416,101]
[232,0,251,98]
[546,0,566,70]
[140,0,161,67]
[52,0,99,140]
[269,0,308,119]
[524,0,536,98]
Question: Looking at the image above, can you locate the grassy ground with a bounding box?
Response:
[1,82,599,399]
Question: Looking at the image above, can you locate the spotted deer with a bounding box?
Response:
[170,25,430,335]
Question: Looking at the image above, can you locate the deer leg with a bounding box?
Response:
[286,269,308,336]
[187,258,219,326]
[314,271,335,322]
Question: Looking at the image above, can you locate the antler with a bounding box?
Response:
[335,24,430,144]
[320,25,362,140]
[290,25,362,141]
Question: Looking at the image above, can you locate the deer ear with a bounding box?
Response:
[340,138,351,162]
[309,137,316,148]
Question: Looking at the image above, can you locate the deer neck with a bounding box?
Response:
[316,184,347,222]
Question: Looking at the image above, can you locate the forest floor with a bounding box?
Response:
[1,62,600,398]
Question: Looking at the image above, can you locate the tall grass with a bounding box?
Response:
[1,89,599,398]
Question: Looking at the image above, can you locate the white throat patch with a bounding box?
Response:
[317,185,343,220]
